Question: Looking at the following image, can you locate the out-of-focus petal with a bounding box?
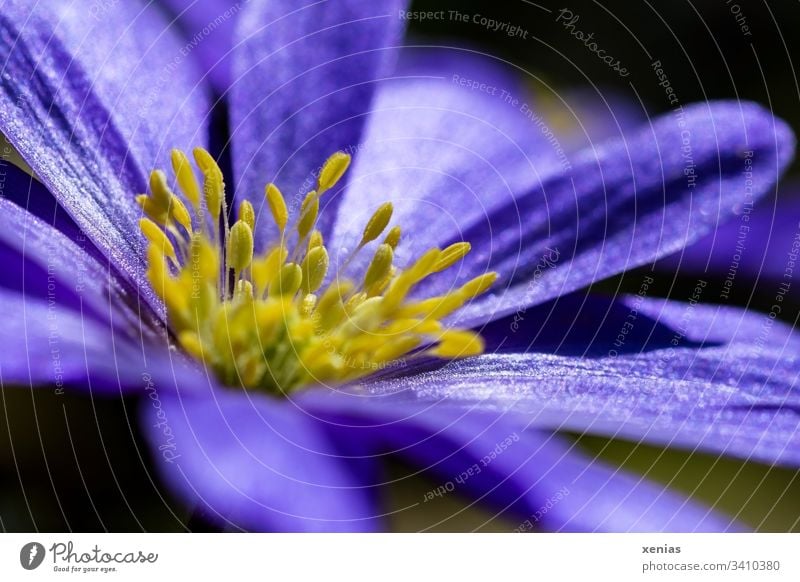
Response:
[659,182,800,282]
[142,390,383,532]
[329,47,565,274]
[0,0,210,303]
[0,185,159,329]
[539,88,645,153]
[158,0,240,92]
[0,288,197,395]
[365,412,740,531]
[444,101,794,327]
[229,0,408,247]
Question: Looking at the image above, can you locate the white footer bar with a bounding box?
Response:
[1,533,797,581]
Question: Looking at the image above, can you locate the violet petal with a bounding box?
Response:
[0,0,210,303]
[158,0,240,92]
[659,181,800,282]
[374,412,742,531]
[448,101,794,327]
[328,47,566,273]
[299,294,800,467]
[0,288,194,394]
[141,390,383,532]
[229,0,408,247]
[0,182,161,328]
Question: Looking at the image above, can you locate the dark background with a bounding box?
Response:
[2,0,799,532]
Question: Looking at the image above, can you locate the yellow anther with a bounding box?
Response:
[139,218,177,262]
[239,200,256,232]
[252,245,288,296]
[383,226,402,249]
[178,331,206,362]
[317,280,353,309]
[301,245,329,294]
[234,279,254,302]
[300,293,317,316]
[140,148,490,395]
[459,272,498,299]
[297,192,319,238]
[360,202,393,246]
[383,247,441,311]
[193,147,224,220]
[136,194,170,226]
[188,234,219,282]
[430,330,484,358]
[398,294,464,320]
[265,183,288,233]
[169,195,193,233]
[373,336,420,363]
[408,247,442,281]
[317,151,351,193]
[171,149,201,209]
[383,318,442,336]
[342,296,383,336]
[363,243,393,292]
[227,220,254,273]
[149,170,173,209]
[146,244,189,327]
[269,263,302,296]
[308,230,324,249]
[433,242,471,273]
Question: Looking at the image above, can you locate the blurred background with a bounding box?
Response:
[2,0,799,532]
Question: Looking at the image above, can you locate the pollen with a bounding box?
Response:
[137,148,497,395]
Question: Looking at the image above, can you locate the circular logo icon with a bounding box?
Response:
[19,542,45,570]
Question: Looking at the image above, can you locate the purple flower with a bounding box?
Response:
[0,0,798,533]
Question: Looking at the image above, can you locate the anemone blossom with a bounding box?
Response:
[0,0,798,532]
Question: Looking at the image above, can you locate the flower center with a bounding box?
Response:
[136,148,496,395]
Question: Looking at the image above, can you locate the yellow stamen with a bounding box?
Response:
[459,272,499,298]
[265,183,288,232]
[169,195,193,234]
[433,242,471,273]
[429,330,484,358]
[308,230,324,249]
[363,243,393,293]
[138,148,496,396]
[193,148,224,221]
[383,226,402,249]
[227,220,254,273]
[317,151,351,193]
[171,149,201,209]
[297,192,319,239]
[139,218,177,263]
[360,202,393,246]
[300,245,329,294]
[270,263,302,296]
[239,200,256,233]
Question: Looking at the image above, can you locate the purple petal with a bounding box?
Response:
[0,288,194,395]
[367,412,740,531]
[546,88,646,153]
[659,181,800,282]
[142,390,383,532]
[0,0,210,303]
[447,101,794,327]
[158,0,240,92]
[229,0,408,247]
[328,47,566,273]
[299,294,800,468]
[0,182,160,328]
